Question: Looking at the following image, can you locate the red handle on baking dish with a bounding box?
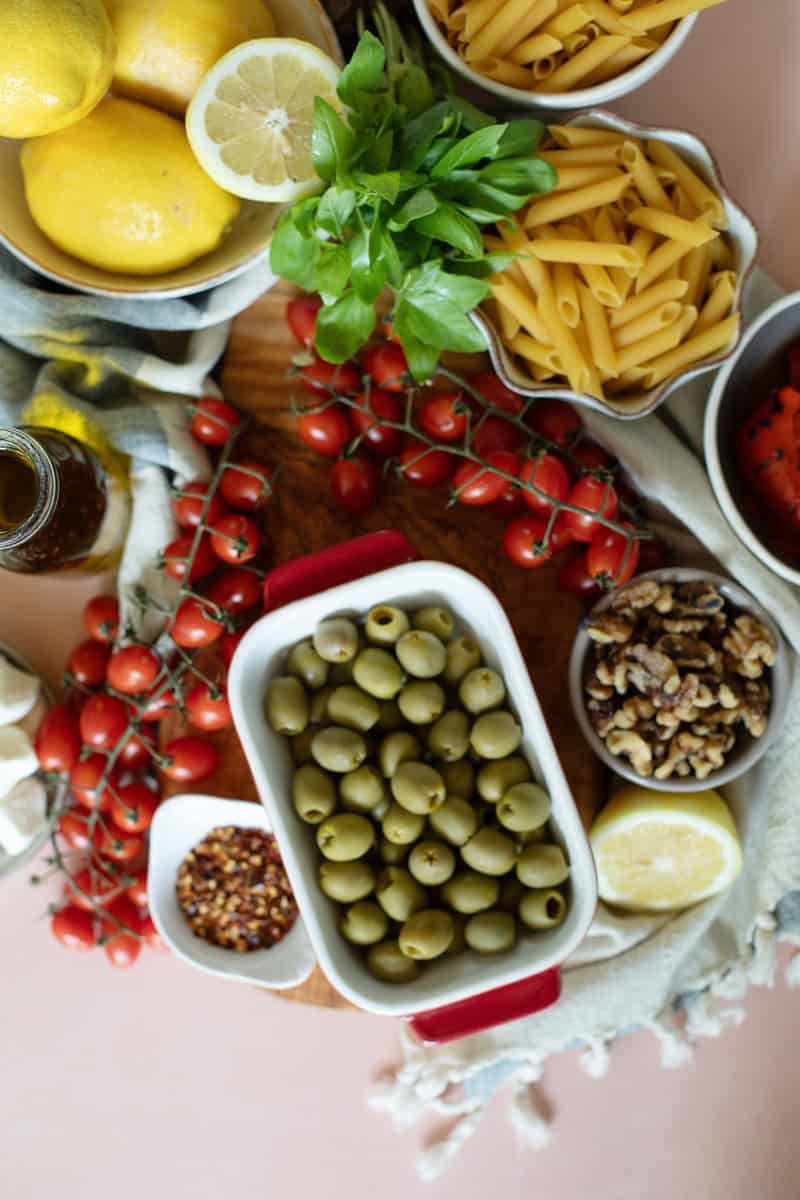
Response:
[262,531,563,1044]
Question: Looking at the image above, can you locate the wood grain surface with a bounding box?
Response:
[162,278,606,1010]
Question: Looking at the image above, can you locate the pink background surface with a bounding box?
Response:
[3,1,800,1195]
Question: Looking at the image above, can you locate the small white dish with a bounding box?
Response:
[148,793,315,990]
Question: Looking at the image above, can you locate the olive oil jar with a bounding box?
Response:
[0,426,130,573]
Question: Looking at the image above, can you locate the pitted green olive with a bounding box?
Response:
[465,910,516,954]
[470,711,522,760]
[382,802,426,846]
[318,859,375,903]
[290,728,315,765]
[352,648,404,699]
[311,726,367,773]
[367,940,420,983]
[287,639,329,690]
[399,909,454,960]
[441,871,499,914]
[265,676,309,736]
[316,813,375,862]
[459,667,506,715]
[309,686,334,725]
[519,888,567,930]
[378,731,420,779]
[461,827,517,876]
[428,796,478,847]
[516,844,569,888]
[391,761,446,814]
[340,901,389,946]
[375,867,427,922]
[408,840,456,887]
[397,680,445,725]
[395,630,447,679]
[292,764,336,824]
[340,764,386,812]
[444,636,481,685]
[412,606,454,642]
[427,710,470,762]
[313,617,359,663]
[439,760,475,799]
[327,685,381,733]
[365,605,410,646]
[476,756,531,803]
[497,782,550,834]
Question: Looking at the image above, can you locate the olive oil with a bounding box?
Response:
[0,452,38,530]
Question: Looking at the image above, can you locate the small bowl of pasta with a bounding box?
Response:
[472,110,758,419]
[413,0,723,110]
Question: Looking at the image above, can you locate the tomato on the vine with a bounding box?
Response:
[140,913,164,950]
[299,358,360,396]
[34,703,81,772]
[548,513,574,553]
[210,514,260,564]
[528,398,581,447]
[171,598,224,649]
[331,455,380,515]
[502,516,553,569]
[364,342,408,392]
[104,934,141,968]
[451,452,519,506]
[162,736,219,783]
[58,808,92,851]
[139,686,177,723]
[219,461,272,511]
[185,682,232,732]
[520,453,570,516]
[172,481,228,530]
[492,485,526,517]
[587,524,641,587]
[570,440,613,474]
[190,397,242,447]
[349,388,403,458]
[560,475,618,543]
[111,782,159,834]
[51,906,96,951]
[102,898,142,967]
[398,440,455,487]
[80,694,131,750]
[472,414,526,457]
[286,293,321,346]
[70,755,118,812]
[67,639,110,687]
[206,567,261,613]
[163,532,218,583]
[470,371,524,415]
[117,727,155,770]
[99,820,144,863]
[297,404,352,459]
[419,392,468,443]
[66,865,121,911]
[557,552,603,604]
[83,594,119,643]
[107,645,160,695]
[127,868,149,910]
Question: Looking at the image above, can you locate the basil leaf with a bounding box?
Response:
[447,252,516,277]
[389,188,439,232]
[312,98,354,182]
[359,128,394,173]
[350,216,388,304]
[269,212,317,289]
[380,228,402,286]
[337,31,385,105]
[480,157,557,195]
[394,228,433,268]
[353,170,401,204]
[432,124,508,177]
[404,261,489,310]
[405,296,488,353]
[398,101,459,169]
[397,65,435,117]
[313,245,352,303]
[396,326,440,382]
[496,119,546,159]
[316,186,356,237]
[413,204,483,258]
[315,291,377,363]
[449,96,494,131]
[459,180,527,215]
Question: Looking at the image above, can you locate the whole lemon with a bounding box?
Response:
[0,0,115,138]
[21,96,241,276]
[106,0,276,116]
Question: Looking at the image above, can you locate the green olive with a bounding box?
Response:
[292,764,337,824]
[290,728,315,765]
[391,761,446,814]
[311,726,367,773]
[498,874,526,914]
[470,711,522,760]
[377,699,405,732]
[316,813,375,862]
[397,680,446,725]
[340,901,389,946]
[408,840,456,887]
[309,686,334,725]
[352,648,404,700]
[313,617,360,663]
[327,685,381,733]
[365,605,410,646]
[286,639,329,690]
[395,630,447,679]
[476,756,531,803]
[412,606,454,642]
[382,802,426,846]
[399,909,454,960]
[340,764,386,813]
[265,676,309,736]
[367,940,420,983]
[497,782,550,834]
[461,827,517,876]
[465,910,517,954]
[439,760,475,799]
[516,844,570,888]
[458,667,506,715]
[379,836,407,865]
[441,871,500,914]
[427,710,470,762]
[428,796,478,847]
[378,731,421,779]
[375,867,427,922]
[519,888,567,930]
[444,636,482,686]
[318,859,375,903]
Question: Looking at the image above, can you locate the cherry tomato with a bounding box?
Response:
[502,516,553,569]
[80,693,130,750]
[139,687,177,723]
[331,455,380,515]
[561,475,619,543]
[587,524,641,587]
[162,736,219,784]
[299,359,360,395]
[364,343,409,392]
[638,537,667,573]
[349,388,403,458]
[549,513,575,553]
[185,682,232,732]
[470,371,523,415]
[190,397,242,447]
[67,639,111,687]
[419,392,468,443]
[104,934,141,968]
[452,451,519,506]
[219,461,272,511]
[398,440,455,487]
[70,755,118,812]
[111,781,159,834]
[58,808,92,851]
[172,481,228,530]
[171,598,224,649]
[220,624,253,666]
[472,414,526,457]
[520,453,570,517]
[107,645,160,695]
[528,398,581,447]
[51,905,96,951]
[381,318,401,343]
[102,895,142,936]
[297,404,352,459]
[140,913,164,950]
[162,532,218,583]
[210,514,260,564]
[492,484,526,517]
[205,567,261,613]
[66,865,122,911]
[570,440,613,474]
[117,727,155,770]
[83,594,119,643]
[557,552,604,604]
[127,869,149,910]
[35,703,81,772]
[100,820,144,863]
[286,292,321,346]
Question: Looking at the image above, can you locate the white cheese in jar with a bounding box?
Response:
[0,776,47,855]
[0,653,40,725]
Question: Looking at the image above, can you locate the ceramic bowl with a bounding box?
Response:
[568,569,791,793]
[412,0,697,112]
[472,110,758,420]
[704,291,800,586]
[148,793,315,990]
[0,0,341,300]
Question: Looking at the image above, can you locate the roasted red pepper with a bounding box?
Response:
[736,384,800,532]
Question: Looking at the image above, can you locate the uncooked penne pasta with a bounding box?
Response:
[473,57,533,85]
[579,36,655,85]
[617,141,672,211]
[518,254,590,390]
[578,262,622,308]
[646,139,728,229]
[490,276,548,341]
[649,20,677,41]
[609,0,634,10]
[530,238,642,268]
[553,262,581,326]
[428,0,453,21]
[465,0,543,61]
[563,31,591,54]
[581,0,638,32]
[614,316,685,373]
[540,146,625,167]
[693,271,735,335]
[533,55,559,79]
[536,34,630,92]
[680,243,713,308]
[625,0,726,34]
[635,237,690,292]
[626,228,656,276]
[549,126,629,147]
[609,277,688,327]
[510,333,564,373]
[448,0,498,36]
[542,3,591,39]
[494,0,559,56]
[612,300,682,347]
[578,283,617,375]
[508,32,562,63]
[672,187,698,219]
[494,297,522,341]
[550,164,620,192]
[640,313,740,388]
[628,207,718,246]
[711,237,735,269]
[524,173,632,227]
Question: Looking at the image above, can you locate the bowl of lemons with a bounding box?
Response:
[0,0,342,299]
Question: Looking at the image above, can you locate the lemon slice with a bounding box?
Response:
[186,38,343,203]
[589,785,743,913]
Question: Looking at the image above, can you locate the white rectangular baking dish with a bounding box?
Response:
[229,557,597,1018]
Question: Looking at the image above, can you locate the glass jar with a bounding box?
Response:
[0,426,130,574]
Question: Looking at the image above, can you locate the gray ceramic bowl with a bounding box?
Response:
[568,568,791,793]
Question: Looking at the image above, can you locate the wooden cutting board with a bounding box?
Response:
[161,278,606,1009]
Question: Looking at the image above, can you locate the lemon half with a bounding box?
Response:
[186,38,343,203]
[589,785,743,913]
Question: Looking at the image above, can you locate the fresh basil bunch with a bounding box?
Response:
[270,27,557,381]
